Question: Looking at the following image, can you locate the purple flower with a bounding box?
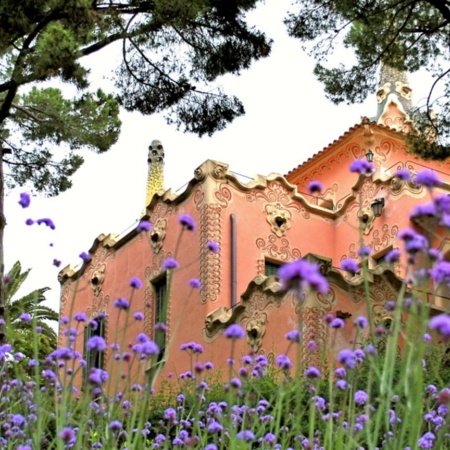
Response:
[189,278,202,289]
[129,277,142,289]
[36,218,55,230]
[164,407,177,421]
[134,312,144,321]
[224,324,245,339]
[336,379,348,390]
[308,180,323,194]
[25,218,34,226]
[418,431,436,449]
[354,316,367,329]
[429,248,443,262]
[334,367,346,378]
[276,354,293,370]
[50,347,74,361]
[42,369,57,382]
[340,258,359,274]
[109,420,122,431]
[349,159,374,175]
[285,329,300,342]
[354,390,368,405]
[385,300,396,311]
[410,202,436,219]
[278,259,328,294]
[154,322,168,332]
[395,168,411,181]
[79,252,91,262]
[74,312,87,322]
[87,336,107,352]
[398,227,417,241]
[405,234,428,254]
[53,259,61,268]
[18,192,30,208]
[208,420,223,433]
[358,246,371,258]
[162,258,179,270]
[137,220,152,232]
[428,314,450,337]
[415,170,442,188]
[20,313,31,322]
[88,368,108,385]
[11,414,27,427]
[230,377,242,388]
[305,366,321,378]
[385,249,401,264]
[179,214,196,231]
[60,427,76,443]
[337,349,356,369]
[430,261,450,285]
[114,297,130,310]
[206,241,220,253]
[237,430,255,442]
[330,318,345,329]
[141,340,159,356]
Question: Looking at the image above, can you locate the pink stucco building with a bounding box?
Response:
[59,68,450,390]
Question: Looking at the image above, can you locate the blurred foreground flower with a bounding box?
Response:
[278,259,328,294]
[18,192,30,208]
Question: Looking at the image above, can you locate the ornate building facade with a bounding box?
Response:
[59,71,450,389]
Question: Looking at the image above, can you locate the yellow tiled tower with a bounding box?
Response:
[145,140,165,207]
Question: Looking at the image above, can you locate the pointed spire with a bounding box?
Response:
[374,62,413,132]
[145,139,165,208]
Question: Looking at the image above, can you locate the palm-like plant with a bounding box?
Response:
[4,261,58,360]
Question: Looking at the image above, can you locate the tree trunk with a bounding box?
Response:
[0,155,5,343]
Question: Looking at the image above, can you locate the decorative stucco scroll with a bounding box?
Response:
[256,235,302,261]
[371,224,398,253]
[193,161,226,305]
[86,294,110,322]
[199,204,222,304]
[246,181,310,220]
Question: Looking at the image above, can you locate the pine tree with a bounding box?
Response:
[285,0,450,159]
[0,0,272,340]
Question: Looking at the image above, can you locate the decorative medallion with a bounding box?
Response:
[150,219,167,254]
[90,266,105,297]
[265,204,292,237]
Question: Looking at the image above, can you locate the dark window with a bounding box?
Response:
[153,275,168,361]
[83,316,106,382]
[265,260,281,277]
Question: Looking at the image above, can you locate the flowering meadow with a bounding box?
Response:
[2,162,450,449]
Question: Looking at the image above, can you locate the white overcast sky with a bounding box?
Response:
[4,0,432,315]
